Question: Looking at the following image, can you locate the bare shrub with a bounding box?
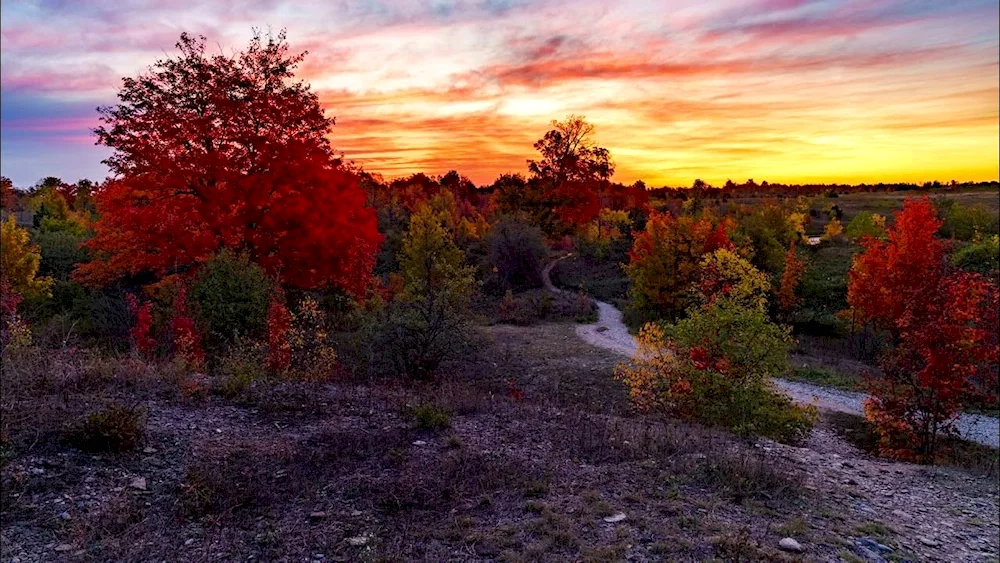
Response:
[67,403,147,452]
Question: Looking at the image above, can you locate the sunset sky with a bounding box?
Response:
[1,0,998,188]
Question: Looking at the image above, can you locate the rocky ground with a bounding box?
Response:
[2,321,998,562]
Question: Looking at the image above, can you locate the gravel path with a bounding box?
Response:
[542,257,1000,448]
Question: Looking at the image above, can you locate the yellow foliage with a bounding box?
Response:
[871,213,887,231]
[822,218,844,242]
[693,248,771,313]
[787,212,808,241]
[614,323,679,412]
[1,216,52,298]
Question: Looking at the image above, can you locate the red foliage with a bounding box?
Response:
[506,378,525,401]
[848,197,943,335]
[553,179,602,228]
[0,279,20,320]
[849,197,1000,460]
[0,177,15,211]
[266,296,292,375]
[125,294,157,358]
[74,32,381,295]
[705,219,736,252]
[689,346,710,370]
[169,286,204,369]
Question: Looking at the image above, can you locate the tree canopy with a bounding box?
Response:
[75,31,381,294]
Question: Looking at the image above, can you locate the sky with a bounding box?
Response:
[1,0,998,188]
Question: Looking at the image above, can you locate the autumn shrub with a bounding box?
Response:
[690,248,770,313]
[497,289,523,324]
[821,217,844,242]
[491,288,595,325]
[68,403,147,452]
[1,281,31,352]
[125,294,156,358]
[216,339,268,398]
[265,296,292,375]
[777,243,806,314]
[484,217,548,294]
[1,216,52,298]
[616,303,815,443]
[287,295,338,379]
[938,200,999,240]
[732,202,802,275]
[169,285,204,370]
[577,208,633,263]
[191,250,272,350]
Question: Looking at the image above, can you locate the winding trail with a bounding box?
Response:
[543,256,1000,448]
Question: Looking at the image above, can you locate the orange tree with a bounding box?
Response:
[777,243,806,314]
[848,197,999,460]
[74,31,381,295]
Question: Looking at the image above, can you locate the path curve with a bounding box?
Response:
[542,257,999,448]
[543,255,638,357]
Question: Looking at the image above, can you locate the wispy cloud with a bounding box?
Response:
[1,0,996,186]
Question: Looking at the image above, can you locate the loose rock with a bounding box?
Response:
[346,536,368,547]
[603,512,627,523]
[778,538,804,552]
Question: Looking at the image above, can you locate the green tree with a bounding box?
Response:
[374,204,478,380]
[845,211,887,241]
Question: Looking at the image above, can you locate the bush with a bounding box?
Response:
[409,403,452,430]
[951,235,999,279]
[489,288,596,325]
[938,200,999,241]
[625,211,733,321]
[34,229,90,280]
[68,403,147,452]
[845,211,887,242]
[734,202,801,275]
[191,251,272,350]
[616,303,815,443]
[216,341,267,398]
[485,218,548,294]
[690,248,770,313]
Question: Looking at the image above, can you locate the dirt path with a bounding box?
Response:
[542,258,1000,449]
[542,255,638,357]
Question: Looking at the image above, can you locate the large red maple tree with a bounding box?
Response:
[75,31,381,295]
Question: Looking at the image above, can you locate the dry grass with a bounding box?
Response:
[2,321,993,561]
